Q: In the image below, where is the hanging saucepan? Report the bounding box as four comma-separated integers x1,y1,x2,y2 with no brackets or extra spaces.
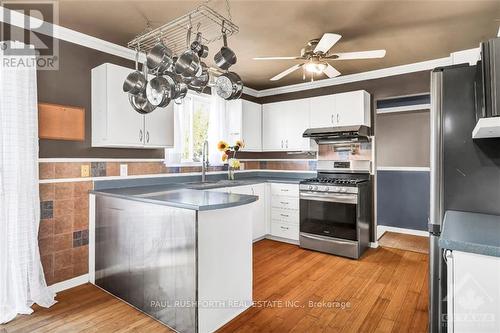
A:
188,62,209,93
123,51,146,95
214,31,237,70
175,27,201,79
129,62,157,114
146,40,174,74
215,71,243,100
190,32,209,58
146,74,175,107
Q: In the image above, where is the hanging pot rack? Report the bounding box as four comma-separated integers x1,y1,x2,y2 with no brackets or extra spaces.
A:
127,5,239,56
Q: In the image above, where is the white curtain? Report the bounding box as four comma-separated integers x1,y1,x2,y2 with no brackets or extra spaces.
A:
207,90,227,166
0,42,56,324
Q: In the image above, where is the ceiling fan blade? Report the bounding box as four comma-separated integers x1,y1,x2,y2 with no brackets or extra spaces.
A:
314,33,342,54
270,64,303,81
329,49,386,60
323,64,341,78
253,56,303,60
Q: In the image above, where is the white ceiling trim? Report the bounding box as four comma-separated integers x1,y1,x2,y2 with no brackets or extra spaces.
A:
0,7,480,99
0,6,143,61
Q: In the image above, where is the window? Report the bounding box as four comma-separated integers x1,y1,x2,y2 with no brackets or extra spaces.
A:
181,95,210,162
167,93,212,164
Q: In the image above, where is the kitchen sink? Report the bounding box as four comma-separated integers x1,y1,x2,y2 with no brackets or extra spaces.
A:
184,180,251,190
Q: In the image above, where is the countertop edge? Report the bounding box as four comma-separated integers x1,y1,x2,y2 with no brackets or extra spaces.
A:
91,190,259,211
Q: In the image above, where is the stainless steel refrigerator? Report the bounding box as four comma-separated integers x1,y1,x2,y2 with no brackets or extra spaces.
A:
429,64,500,332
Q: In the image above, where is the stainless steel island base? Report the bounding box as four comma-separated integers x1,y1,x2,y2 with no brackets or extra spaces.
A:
93,194,253,333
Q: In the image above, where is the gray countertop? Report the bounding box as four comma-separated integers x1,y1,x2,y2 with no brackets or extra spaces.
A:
91,173,310,211
439,210,500,257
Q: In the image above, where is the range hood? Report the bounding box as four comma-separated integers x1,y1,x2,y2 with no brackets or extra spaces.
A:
303,125,371,143
473,37,500,139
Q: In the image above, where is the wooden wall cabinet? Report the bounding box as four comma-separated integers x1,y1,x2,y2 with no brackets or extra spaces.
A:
91,63,174,149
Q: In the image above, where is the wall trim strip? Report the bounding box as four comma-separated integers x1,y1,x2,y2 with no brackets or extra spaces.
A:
39,158,166,163
376,166,430,172
38,169,316,183
377,225,429,239
49,274,89,293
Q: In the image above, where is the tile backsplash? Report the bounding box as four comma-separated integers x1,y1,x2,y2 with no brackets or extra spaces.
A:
37,159,316,285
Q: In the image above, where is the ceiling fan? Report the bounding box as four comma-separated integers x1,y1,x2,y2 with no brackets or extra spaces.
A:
253,33,386,81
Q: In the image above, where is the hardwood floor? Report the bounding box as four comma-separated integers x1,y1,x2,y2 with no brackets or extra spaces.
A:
378,231,429,254
2,239,428,333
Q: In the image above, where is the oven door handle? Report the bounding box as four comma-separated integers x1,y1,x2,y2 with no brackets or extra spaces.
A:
300,233,357,245
299,192,357,204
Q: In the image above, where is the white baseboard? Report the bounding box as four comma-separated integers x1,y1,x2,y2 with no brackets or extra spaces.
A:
49,274,89,293
377,225,429,239
369,242,379,248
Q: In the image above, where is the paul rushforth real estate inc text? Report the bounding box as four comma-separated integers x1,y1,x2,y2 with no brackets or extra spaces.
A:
150,299,352,310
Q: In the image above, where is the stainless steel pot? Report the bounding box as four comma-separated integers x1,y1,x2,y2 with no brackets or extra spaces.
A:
215,71,243,100
123,51,146,95
214,32,237,70
190,32,209,58
188,62,209,93
147,41,173,74
129,92,156,114
175,27,201,78
146,75,175,107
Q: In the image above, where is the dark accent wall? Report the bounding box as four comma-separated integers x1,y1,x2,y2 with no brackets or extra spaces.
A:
38,38,165,158
377,171,430,231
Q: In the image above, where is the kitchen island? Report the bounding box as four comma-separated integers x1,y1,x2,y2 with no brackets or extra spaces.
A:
91,184,259,333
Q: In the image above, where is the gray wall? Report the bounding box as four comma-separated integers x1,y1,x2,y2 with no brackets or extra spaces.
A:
37,37,165,158
377,171,430,231
376,110,430,167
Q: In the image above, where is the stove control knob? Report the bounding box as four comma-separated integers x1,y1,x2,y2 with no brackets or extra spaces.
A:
340,188,347,193
331,187,339,192
308,185,313,191
313,185,318,191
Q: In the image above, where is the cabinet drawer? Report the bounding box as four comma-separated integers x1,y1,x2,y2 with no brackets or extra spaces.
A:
271,209,299,225
271,196,299,210
270,183,299,197
271,222,299,241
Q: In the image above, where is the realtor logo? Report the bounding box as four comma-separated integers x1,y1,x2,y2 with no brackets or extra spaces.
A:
0,0,59,70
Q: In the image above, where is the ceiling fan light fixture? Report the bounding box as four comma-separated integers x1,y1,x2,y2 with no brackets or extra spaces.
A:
304,61,326,74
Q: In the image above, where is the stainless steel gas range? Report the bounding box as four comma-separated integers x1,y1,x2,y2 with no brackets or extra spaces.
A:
299,171,371,259
300,125,373,259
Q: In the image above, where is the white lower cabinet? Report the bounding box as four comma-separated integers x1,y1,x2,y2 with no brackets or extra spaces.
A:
446,250,500,333
269,183,300,241
209,182,300,242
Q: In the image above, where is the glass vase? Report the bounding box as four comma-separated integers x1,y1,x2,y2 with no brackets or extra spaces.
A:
228,167,235,180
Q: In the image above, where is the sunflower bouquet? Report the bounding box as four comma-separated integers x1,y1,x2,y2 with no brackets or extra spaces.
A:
217,139,245,180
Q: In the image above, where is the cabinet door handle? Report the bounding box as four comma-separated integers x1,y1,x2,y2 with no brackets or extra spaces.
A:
146,131,150,143
331,114,334,124
139,130,143,142
280,226,289,230
280,189,289,192
280,201,289,205
337,113,340,124
281,140,283,148
280,213,289,218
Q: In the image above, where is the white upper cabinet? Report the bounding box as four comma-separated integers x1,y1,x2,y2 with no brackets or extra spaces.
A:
143,102,174,147
91,63,174,148
241,100,262,151
225,99,262,151
334,90,371,127
309,90,371,128
262,98,312,151
310,94,336,128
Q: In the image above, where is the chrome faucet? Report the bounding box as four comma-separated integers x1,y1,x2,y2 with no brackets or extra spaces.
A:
202,140,209,182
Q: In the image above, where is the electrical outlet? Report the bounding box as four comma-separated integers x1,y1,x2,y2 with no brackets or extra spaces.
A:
120,164,128,177
81,165,90,177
